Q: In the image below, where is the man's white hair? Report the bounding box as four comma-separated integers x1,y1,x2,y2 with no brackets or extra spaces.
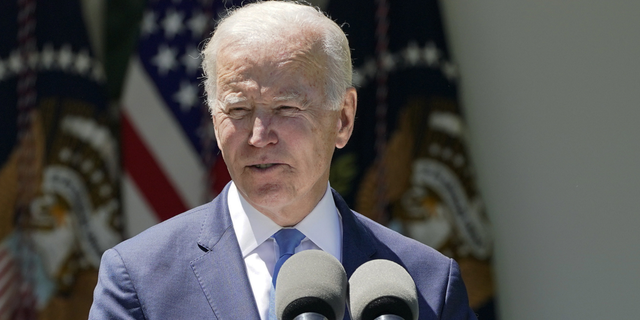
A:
201,1,352,111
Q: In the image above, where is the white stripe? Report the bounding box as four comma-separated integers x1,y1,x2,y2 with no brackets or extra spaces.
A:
122,57,207,208
122,173,160,238
0,259,17,313
0,267,14,293
0,252,10,274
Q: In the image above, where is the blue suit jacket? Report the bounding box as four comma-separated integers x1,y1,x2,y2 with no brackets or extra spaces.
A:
89,184,476,319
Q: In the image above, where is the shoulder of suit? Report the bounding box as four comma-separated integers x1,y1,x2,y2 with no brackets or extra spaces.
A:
351,210,452,264
114,200,217,255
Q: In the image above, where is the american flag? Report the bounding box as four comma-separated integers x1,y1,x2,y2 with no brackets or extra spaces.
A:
121,0,244,236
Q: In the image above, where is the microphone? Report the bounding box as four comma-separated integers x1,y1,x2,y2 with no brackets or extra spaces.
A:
348,260,419,320
275,250,348,320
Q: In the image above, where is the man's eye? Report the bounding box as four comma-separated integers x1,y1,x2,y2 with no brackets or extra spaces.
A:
277,106,299,113
227,107,250,117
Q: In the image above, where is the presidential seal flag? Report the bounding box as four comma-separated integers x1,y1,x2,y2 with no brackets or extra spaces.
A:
0,0,121,319
324,0,497,317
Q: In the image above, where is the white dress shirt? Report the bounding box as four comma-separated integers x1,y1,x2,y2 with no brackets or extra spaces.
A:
228,182,343,320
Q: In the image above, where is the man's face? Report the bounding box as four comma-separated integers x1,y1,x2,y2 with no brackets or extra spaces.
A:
211,35,356,226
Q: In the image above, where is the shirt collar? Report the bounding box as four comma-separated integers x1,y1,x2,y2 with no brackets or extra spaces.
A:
295,185,342,261
228,182,341,261
228,182,280,257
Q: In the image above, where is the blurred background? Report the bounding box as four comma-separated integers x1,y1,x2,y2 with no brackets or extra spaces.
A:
1,0,638,319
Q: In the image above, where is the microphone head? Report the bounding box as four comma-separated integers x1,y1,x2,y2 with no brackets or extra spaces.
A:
275,250,347,320
348,259,418,320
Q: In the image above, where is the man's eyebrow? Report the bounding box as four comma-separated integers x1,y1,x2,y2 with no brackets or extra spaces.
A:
272,92,301,102
272,92,312,108
220,95,247,106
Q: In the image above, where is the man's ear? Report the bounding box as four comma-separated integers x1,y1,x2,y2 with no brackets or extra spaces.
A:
335,87,357,149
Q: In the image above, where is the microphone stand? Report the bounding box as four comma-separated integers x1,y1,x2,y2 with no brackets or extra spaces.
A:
374,316,405,320
293,312,328,320
291,312,406,320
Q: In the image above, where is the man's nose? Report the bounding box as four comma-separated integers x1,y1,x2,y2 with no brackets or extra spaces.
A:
248,114,277,147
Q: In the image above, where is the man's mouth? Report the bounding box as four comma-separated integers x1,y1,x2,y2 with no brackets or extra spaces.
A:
253,163,276,169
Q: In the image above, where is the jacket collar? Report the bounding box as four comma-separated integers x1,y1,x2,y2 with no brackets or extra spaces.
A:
191,183,378,319
191,183,261,319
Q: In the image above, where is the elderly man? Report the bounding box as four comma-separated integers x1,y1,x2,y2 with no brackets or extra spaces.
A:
89,1,476,319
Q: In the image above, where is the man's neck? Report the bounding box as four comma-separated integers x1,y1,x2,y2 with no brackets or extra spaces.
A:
239,180,330,227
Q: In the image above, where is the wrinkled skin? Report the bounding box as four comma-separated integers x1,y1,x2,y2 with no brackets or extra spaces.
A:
211,33,357,226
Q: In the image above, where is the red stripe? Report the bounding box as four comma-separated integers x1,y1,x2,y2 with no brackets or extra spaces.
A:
0,277,17,315
0,260,16,292
0,252,17,317
122,112,188,221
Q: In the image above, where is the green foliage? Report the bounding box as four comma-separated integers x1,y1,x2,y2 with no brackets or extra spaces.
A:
329,153,357,196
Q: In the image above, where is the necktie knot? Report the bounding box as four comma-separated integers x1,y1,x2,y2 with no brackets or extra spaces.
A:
272,228,305,287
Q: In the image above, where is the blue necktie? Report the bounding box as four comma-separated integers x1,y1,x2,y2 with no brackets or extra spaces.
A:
269,229,305,320
272,228,305,287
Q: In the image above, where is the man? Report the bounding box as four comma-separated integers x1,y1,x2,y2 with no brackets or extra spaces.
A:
89,1,477,319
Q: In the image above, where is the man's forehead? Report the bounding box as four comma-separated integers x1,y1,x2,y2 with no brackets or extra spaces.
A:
216,56,324,102
217,26,324,64
216,43,322,78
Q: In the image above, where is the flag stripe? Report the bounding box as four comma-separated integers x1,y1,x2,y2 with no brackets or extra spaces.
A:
122,112,187,221
122,173,160,237
0,248,17,317
0,267,17,299
0,275,17,315
122,58,206,209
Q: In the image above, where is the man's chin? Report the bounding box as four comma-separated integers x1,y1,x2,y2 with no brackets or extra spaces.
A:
240,183,290,209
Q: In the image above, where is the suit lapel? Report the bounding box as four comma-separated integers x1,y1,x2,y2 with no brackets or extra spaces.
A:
332,189,378,320
190,184,260,319
332,189,377,277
